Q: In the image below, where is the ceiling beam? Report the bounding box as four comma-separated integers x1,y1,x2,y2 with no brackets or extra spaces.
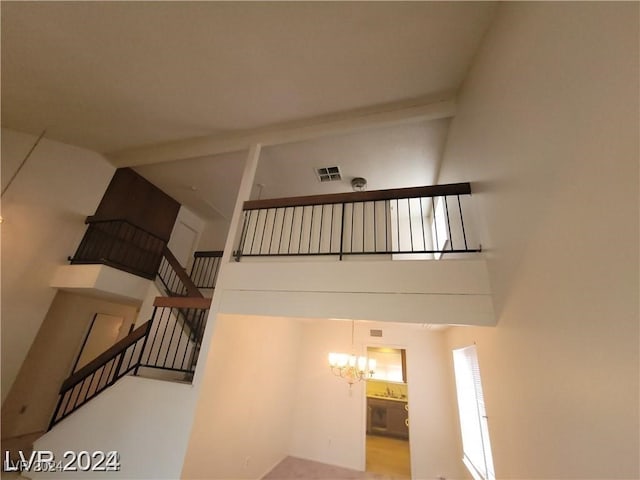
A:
107,97,456,167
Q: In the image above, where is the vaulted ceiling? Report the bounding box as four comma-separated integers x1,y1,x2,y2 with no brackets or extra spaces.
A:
1,2,497,219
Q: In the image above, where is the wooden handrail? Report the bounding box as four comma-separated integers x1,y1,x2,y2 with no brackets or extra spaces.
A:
243,182,472,210
162,246,203,298
193,250,224,258
60,321,151,393
153,296,212,309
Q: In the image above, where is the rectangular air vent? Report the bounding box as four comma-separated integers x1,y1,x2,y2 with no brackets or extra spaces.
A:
370,329,383,337
315,166,342,182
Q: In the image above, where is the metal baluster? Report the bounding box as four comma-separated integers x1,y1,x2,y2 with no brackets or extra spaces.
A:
339,203,346,260
319,204,324,253
308,205,315,254
396,199,400,253
249,210,259,255
298,207,305,254
385,200,389,252
362,202,365,253
330,204,335,253
419,197,426,251
268,209,277,254
288,207,296,254
350,203,355,253
278,208,286,254
457,195,469,250
373,201,377,252
432,197,439,253
163,307,181,367
180,316,191,370
444,196,453,251
408,198,414,252
259,209,268,255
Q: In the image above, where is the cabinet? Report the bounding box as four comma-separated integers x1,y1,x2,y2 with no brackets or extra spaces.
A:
366,397,408,439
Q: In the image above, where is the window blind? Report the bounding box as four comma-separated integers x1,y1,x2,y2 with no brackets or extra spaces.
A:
453,345,495,480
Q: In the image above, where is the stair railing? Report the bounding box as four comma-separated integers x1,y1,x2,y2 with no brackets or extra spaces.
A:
49,296,211,430
48,321,152,429
190,251,223,290
157,246,203,298
69,217,166,279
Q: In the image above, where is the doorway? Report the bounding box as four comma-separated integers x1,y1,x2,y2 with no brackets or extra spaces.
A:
365,347,411,479
73,313,125,372
167,220,199,269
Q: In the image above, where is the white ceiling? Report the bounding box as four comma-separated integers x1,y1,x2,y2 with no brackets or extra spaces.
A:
133,119,449,220
255,119,450,200
134,151,246,221
1,2,497,220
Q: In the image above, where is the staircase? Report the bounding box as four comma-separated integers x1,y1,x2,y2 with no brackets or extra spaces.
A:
47,247,220,430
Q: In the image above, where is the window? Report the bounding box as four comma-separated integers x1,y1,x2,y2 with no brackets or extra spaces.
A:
452,345,495,480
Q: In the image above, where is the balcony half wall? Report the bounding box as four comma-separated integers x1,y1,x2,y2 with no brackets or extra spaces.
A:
218,258,495,326
51,264,152,305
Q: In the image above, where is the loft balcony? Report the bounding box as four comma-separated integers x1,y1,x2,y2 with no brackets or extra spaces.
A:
234,182,480,261
220,182,495,326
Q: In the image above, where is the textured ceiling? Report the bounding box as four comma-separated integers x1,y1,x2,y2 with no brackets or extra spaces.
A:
1,2,496,153
2,2,497,220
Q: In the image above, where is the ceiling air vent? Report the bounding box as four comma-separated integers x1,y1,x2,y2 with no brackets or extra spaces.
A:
315,166,342,182
370,329,383,337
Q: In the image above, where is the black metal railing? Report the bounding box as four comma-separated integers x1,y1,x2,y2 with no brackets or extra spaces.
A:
49,296,211,429
234,183,480,260
190,251,223,289
70,218,166,279
138,297,210,374
157,247,203,297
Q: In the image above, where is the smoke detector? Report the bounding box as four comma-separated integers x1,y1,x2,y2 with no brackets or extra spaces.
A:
351,177,367,192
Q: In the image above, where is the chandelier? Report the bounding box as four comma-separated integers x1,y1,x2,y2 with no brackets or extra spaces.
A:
328,320,376,385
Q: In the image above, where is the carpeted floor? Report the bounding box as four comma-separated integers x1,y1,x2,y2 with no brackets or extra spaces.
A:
262,456,402,480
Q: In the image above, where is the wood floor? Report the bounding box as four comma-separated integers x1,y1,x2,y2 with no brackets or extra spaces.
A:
365,434,411,479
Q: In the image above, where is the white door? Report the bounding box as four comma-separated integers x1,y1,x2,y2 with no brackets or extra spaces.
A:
168,220,199,268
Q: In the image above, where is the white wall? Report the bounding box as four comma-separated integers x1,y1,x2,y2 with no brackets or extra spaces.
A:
1,291,138,440
168,206,206,269
50,264,152,304
438,3,638,479
1,128,115,403
181,314,301,479
198,217,230,252
289,320,465,480
32,376,196,480
219,259,494,326
288,320,366,471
